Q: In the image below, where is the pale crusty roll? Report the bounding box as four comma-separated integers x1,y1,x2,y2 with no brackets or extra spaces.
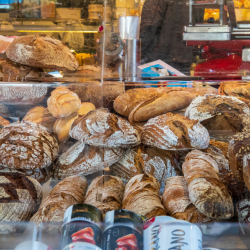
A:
141,113,209,150
84,175,124,216
183,150,234,219
31,175,87,232
163,176,212,223
122,174,166,218
47,87,81,118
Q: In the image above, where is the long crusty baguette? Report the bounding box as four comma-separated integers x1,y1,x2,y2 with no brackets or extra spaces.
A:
182,150,234,219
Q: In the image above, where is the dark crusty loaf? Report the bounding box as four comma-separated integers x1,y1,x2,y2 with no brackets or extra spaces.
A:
122,174,166,218
6,35,78,71
141,113,209,150
84,175,124,216
54,141,125,180
110,145,181,185
185,94,250,133
70,108,141,148
163,176,212,224
183,150,234,219
0,121,59,183
0,170,42,234
31,175,87,233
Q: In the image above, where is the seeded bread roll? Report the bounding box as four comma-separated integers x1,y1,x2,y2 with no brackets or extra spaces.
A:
162,176,212,223
185,95,250,134
0,121,59,183
84,175,124,216
47,87,81,118
31,175,87,233
22,106,56,132
141,113,209,150
122,174,166,218
183,150,234,219
70,108,141,148
6,35,78,71
54,141,125,180
110,145,181,185
0,170,42,234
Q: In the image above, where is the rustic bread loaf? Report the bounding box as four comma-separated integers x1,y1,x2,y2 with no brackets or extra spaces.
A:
110,145,181,185
122,174,166,218
6,35,78,71
162,176,212,223
141,113,209,150
0,121,59,183
0,170,42,234
185,95,250,133
22,106,56,132
70,81,124,109
54,141,125,180
70,108,140,148
183,150,234,219
31,175,87,232
47,87,81,118
53,102,95,142
84,175,124,215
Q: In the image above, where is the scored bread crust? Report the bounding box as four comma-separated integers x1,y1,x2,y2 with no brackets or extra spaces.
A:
122,174,166,218
6,35,78,71
70,108,141,148
141,113,209,150
54,141,125,180
183,150,234,219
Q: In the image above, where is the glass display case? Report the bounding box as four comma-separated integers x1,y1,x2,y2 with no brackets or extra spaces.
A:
0,0,250,249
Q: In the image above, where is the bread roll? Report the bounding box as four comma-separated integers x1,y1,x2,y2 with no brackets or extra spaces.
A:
54,141,125,180
141,113,209,150
185,95,250,134
48,87,81,118
0,121,59,183
70,108,141,148
110,145,181,185
84,175,124,215
23,106,56,132
183,150,234,219
122,174,166,218
6,35,78,71
0,170,42,234
31,175,87,232
162,176,212,223
53,102,95,142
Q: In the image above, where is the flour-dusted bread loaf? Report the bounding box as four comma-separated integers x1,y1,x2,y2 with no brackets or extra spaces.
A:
185,95,250,133
122,174,166,218
23,106,56,132
110,145,181,185
54,141,125,180
53,102,95,142
6,35,78,71
84,175,124,216
141,113,209,150
70,108,141,148
0,121,59,183
183,150,234,219
0,170,42,234
162,176,212,224
70,81,124,109
48,87,81,118
31,175,87,232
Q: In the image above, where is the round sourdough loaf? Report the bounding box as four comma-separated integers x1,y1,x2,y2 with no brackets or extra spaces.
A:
110,145,181,185
0,170,42,234
6,35,78,71
54,141,125,180
141,113,209,150
0,121,59,182
70,108,141,148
